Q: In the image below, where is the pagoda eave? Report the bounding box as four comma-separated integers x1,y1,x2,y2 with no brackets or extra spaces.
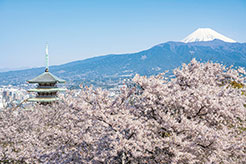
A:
27,80,66,84
27,97,60,102
27,88,66,92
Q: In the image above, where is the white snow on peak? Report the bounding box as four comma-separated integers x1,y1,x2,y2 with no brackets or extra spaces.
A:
181,28,236,43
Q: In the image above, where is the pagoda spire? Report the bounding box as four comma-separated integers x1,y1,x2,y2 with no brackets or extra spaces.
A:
45,44,49,72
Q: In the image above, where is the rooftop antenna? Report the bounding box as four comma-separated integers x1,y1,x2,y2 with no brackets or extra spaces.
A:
45,44,49,72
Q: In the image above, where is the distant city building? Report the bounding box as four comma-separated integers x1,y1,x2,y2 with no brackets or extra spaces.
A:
0,85,28,109
27,44,66,104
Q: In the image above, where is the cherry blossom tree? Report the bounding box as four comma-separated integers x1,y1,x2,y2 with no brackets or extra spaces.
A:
0,59,245,163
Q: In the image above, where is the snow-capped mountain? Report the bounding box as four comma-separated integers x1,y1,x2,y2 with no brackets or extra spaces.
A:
182,28,236,43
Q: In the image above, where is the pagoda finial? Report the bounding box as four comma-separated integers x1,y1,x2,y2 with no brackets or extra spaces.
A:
45,44,49,72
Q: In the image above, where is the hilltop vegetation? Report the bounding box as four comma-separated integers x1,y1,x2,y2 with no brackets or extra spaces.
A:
0,59,246,163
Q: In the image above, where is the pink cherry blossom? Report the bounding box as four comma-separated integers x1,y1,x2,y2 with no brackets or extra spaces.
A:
0,59,245,163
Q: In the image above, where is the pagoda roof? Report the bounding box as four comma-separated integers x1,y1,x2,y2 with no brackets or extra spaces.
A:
28,88,66,92
27,71,65,84
27,97,60,102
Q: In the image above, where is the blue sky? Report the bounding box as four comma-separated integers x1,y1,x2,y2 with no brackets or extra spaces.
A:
0,0,245,70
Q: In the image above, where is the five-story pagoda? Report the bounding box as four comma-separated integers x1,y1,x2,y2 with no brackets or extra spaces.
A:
27,45,66,104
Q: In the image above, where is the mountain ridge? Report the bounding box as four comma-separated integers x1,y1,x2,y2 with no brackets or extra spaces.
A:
1,39,246,87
